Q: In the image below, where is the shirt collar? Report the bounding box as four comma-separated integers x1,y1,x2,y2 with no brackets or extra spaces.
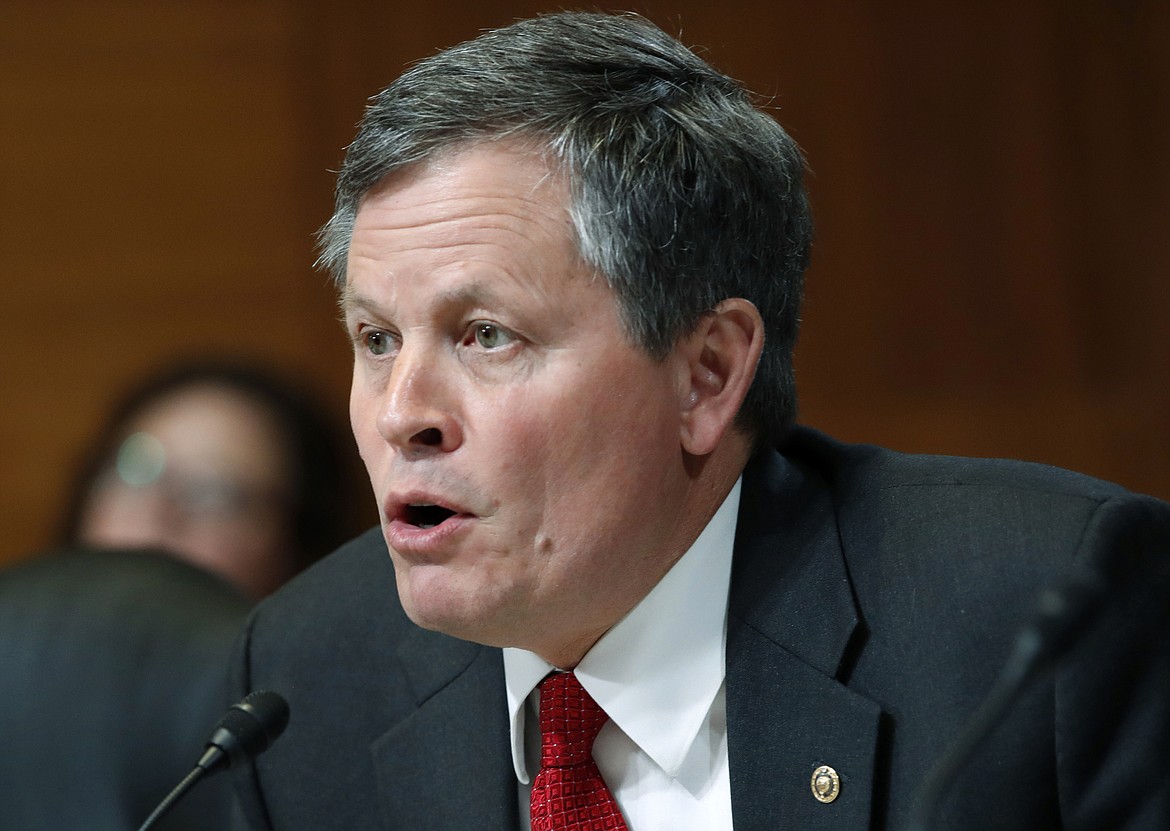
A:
504,478,741,783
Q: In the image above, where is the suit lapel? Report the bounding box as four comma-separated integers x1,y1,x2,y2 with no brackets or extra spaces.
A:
726,450,881,830
370,625,518,830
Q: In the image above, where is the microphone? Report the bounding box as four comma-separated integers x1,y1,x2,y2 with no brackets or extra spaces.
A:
137,690,290,831
906,497,1170,831
904,577,1102,831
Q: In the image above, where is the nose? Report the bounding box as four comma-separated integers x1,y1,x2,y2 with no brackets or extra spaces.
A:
374,343,462,456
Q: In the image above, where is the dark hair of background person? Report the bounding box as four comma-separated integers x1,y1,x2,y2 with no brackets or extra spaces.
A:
58,359,369,595
0,546,252,831
316,12,812,449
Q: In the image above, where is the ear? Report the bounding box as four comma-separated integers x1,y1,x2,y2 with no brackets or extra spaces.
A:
676,298,764,456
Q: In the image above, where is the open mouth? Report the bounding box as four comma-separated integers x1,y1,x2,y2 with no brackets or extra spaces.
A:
402,503,458,529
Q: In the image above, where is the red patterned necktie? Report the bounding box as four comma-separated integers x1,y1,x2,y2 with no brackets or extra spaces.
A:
530,671,630,831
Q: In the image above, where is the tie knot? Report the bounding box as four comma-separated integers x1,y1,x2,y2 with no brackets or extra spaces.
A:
537,672,609,769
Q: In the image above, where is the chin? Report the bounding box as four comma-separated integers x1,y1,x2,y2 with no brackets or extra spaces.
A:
396,574,504,646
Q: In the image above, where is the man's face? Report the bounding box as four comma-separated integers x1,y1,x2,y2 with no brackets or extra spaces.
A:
343,143,701,664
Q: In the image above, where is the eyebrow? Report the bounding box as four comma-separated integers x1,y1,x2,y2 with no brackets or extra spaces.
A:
338,286,382,320
339,285,372,311
339,280,512,319
434,282,508,310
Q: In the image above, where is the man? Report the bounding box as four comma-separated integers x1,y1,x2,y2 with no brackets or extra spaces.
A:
229,12,1170,830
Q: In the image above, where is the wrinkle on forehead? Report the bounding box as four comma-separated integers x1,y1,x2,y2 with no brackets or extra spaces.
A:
347,142,593,290
342,142,614,331
358,140,567,225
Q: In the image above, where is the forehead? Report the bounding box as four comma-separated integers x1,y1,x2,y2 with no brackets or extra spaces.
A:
342,141,613,323
352,143,571,259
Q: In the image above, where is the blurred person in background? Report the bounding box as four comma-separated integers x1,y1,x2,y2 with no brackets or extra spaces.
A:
0,545,251,831
58,359,368,599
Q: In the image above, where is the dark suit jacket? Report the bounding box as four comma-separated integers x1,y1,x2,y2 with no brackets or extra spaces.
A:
229,428,1170,830
0,548,253,831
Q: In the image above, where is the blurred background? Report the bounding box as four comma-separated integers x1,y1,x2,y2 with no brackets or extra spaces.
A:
2,0,1167,568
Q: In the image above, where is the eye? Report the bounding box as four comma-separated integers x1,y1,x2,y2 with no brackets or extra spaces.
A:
363,329,391,356
471,322,513,350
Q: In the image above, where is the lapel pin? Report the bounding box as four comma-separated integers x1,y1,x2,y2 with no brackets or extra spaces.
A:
811,764,840,804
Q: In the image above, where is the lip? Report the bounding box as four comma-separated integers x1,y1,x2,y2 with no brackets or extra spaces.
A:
384,513,477,557
382,490,479,557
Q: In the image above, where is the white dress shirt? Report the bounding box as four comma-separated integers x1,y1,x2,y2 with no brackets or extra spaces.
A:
504,479,741,831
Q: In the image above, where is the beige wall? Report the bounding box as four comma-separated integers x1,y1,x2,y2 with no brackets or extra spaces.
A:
2,0,1168,565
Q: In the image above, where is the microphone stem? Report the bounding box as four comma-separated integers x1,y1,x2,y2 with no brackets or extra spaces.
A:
137,765,207,831
905,633,1043,831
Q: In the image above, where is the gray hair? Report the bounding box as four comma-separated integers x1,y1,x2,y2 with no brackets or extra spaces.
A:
318,11,812,447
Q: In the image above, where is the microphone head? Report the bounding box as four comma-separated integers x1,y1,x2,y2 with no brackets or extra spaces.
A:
202,690,290,771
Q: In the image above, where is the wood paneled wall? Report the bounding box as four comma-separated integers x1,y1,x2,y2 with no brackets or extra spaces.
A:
2,0,1167,565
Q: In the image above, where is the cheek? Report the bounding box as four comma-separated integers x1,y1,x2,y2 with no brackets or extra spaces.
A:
572,367,679,449
349,387,380,467
504,377,677,513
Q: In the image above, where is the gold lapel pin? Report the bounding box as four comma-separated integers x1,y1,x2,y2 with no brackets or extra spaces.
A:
811,764,840,804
